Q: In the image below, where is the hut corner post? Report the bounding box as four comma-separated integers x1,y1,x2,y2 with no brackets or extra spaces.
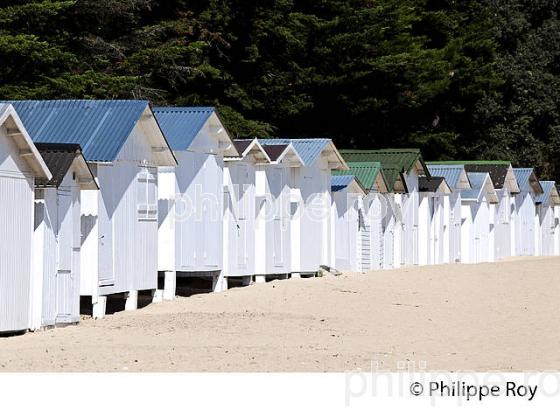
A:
163,270,176,301
212,273,228,292
92,295,107,319
125,291,138,311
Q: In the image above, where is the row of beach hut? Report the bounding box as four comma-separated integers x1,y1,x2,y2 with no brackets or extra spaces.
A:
1,100,559,333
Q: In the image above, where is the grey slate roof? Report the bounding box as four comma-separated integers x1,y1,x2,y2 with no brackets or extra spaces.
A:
232,139,253,156
262,144,290,161
2,100,152,162
419,176,447,193
34,143,96,189
34,143,81,187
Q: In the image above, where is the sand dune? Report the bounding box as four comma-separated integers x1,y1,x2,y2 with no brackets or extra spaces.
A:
1,256,559,372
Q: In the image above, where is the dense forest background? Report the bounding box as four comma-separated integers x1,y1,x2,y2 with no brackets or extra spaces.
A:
1,0,560,179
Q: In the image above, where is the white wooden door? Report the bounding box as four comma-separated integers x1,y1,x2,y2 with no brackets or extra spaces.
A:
236,164,249,270
98,167,114,285
300,174,323,271
203,155,221,267
0,174,34,331
56,189,73,321
270,168,285,267
179,157,197,268
383,205,394,269
359,207,370,272
451,196,461,262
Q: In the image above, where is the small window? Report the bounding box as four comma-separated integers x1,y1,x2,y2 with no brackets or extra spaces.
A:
137,167,157,220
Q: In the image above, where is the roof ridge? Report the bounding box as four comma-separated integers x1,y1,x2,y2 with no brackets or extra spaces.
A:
3,99,149,104
4,100,150,162
153,106,215,112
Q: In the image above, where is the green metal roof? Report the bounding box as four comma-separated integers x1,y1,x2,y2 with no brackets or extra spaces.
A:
382,167,406,193
428,160,511,166
340,149,428,176
332,161,387,192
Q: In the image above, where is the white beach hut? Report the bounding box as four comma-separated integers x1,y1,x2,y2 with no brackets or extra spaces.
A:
379,168,407,270
534,181,560,256
460,172,498,263
254,142,304,281
454,163,520,260
9,100,177,318
512,168,543,257
223,139,271,285
31,143,97,330
418,176,452,266
153,107,238,297
339,150,429,268
329,175,367,272
332,161,389,271
426,164,472,264
259,139,348,276
0,104,51,333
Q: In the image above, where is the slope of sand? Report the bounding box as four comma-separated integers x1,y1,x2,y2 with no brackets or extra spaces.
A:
1,257,559,372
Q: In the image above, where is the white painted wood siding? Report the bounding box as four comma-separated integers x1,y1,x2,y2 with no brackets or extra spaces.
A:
0,125,35,332
81,121,160,298
224,159,256,277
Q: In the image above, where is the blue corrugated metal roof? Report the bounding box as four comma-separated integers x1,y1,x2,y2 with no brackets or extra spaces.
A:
513,168,532,191
259,138,330,166
153,107,215,151
1,100,149,162
427,165,467,190
462,172,488,201
513,168,543,193
535,181,556,204
331,175,356,192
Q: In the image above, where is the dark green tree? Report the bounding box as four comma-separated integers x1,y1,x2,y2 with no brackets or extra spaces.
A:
1,0,559,178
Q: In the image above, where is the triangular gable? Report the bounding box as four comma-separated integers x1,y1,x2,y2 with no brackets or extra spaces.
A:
260,142,304,167
513,168,543,195
0,103,51,180
154,107,238,157
426,164,471,191
551,185,560,206
227,139,270,163
535,181,560,206
332,161,389,193
382,167,408,193
419,176,451,194
429,161,520,193
34,143,97,190
260,138,348,170
463,172,498,204
340,149,429,177
465,163,518,193
3,100,175,165
331,175,366,195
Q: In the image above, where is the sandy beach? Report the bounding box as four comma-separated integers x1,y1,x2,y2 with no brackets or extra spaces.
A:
1,256,559,372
